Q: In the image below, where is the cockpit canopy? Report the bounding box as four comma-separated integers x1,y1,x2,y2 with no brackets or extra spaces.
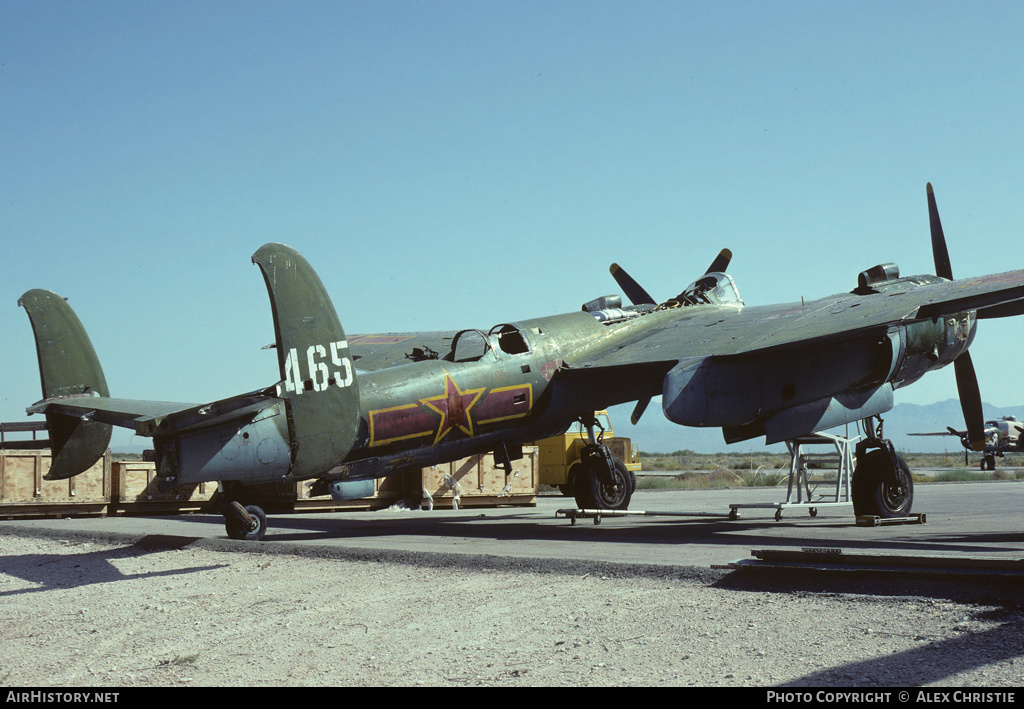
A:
667,272,743,307
449,323,532,363
583,272,744,326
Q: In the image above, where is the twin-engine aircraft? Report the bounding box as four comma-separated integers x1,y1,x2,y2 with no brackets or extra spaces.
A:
912,416,1024,470
20,184,1024,540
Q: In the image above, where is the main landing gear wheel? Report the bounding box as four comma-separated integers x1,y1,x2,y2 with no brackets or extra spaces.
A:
574,456,633,511
851,449,914,519
559,462,582,498
570,413,635,512
225,502,267,541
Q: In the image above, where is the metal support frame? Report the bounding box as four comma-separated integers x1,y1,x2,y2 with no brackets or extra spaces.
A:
728,431,856,521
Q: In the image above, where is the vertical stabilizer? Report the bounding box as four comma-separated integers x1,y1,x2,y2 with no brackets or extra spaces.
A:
251,243,361,479
18,289,112,479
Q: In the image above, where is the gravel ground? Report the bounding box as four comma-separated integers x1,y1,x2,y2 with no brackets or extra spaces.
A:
1,531,1023,688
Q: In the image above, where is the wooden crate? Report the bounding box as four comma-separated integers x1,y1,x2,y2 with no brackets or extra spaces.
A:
111,461,218,515
421,447,537,509
0,449,111,518
0,448,538,518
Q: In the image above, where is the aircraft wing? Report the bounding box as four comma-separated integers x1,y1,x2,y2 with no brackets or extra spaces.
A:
917,272,1024,320
567,269,1024,372
559,268,1024,442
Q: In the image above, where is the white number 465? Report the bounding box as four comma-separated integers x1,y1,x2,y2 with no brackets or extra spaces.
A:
283,341,354,394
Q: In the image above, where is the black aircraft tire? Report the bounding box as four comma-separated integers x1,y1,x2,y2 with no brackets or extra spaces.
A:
574,457,633,511
560,462,582,497
225,504,268,541
851,450,914,519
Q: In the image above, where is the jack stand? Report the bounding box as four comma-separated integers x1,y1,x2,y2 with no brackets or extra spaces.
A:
728,431,857,521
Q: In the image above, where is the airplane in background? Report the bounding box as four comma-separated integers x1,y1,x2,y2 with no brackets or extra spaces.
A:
19,184,1024,540
911,416,1024,469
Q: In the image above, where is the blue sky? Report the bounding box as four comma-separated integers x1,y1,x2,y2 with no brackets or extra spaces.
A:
3,1,1023,452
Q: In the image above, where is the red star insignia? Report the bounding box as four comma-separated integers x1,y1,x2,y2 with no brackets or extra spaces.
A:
419,373,485,445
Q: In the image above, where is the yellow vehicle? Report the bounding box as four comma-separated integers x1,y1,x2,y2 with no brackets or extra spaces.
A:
535,410,641,496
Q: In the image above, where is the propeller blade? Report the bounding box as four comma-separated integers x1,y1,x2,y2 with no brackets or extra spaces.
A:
927,183,953,280
954,351,987,451
704,248,732,274
609,263,656,305
929,186,987,451
630,396,651,425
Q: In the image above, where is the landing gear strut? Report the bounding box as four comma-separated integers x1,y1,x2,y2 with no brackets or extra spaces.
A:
572,414,634,511
852,415,914,519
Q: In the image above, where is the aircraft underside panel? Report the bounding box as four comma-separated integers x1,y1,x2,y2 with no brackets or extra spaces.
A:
661,334,892,428
762,384,893,444
157,401,292,485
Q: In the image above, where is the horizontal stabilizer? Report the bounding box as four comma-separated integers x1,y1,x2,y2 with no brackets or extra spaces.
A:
28,395,197,432
907,428,964,437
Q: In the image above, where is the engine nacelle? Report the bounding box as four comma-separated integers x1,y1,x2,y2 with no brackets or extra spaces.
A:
763,385,893,444
663,310,976,443
662,334,894,429
888,313,976,390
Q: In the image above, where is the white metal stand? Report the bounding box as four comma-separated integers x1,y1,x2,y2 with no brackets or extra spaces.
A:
728,431,856,521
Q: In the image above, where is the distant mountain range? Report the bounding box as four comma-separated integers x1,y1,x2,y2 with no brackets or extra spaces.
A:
607,399,1023,456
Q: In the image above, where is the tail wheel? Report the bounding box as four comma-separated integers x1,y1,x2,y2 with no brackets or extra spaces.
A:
574,456,633,511
225,503,267,541
852,449,913,518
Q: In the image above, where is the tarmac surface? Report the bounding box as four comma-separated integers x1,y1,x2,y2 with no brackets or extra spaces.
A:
2,479,1022,572
3,479,1023,687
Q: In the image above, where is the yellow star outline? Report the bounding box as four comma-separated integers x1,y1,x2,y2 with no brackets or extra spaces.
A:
418,372,486,446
